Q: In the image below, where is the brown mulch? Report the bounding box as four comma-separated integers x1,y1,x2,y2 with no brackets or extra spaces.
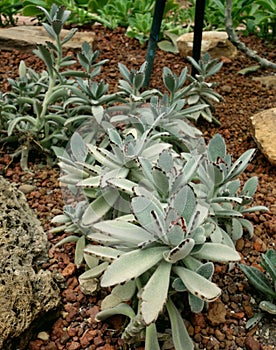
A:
0,24,275,350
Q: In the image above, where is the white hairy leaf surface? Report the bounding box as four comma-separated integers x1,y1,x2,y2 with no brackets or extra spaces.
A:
101,246,167,287
141,260,171,325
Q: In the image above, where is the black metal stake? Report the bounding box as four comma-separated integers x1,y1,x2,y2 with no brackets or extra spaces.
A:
191,0,206,77
143,0,166,88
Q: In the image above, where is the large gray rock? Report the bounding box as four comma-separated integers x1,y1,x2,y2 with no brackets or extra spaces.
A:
0,26,96,52
0,176,60,350
177,31,237,59
250,108,276,166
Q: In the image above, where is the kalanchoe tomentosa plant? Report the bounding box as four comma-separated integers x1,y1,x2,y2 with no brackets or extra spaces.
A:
52,63,268,349
0,4,120,170
41,4,268,349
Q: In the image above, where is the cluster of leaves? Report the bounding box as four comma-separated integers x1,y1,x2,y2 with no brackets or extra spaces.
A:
21,0,184,45
0,4,225,171
0,5,123,170
201,0,275,40
1,0,275,44
30,7,267,348
1,4,270,348
0,0,21,26
240,249,276,327
52,67,268,348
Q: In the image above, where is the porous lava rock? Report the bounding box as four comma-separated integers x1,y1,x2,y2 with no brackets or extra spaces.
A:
0,176,60,350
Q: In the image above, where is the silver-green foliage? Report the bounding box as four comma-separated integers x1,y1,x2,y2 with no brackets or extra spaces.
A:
0,6,223,172
0,4,119,170
52,90,267,349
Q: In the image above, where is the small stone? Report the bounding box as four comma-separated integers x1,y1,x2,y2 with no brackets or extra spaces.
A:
236,238,245,252
232,312,245,319
192,313,206,328
207,301,227,325
243,303,254,318
68,327,78,337
60,330,71,344
227,283,237,294
253,237,267,252
18,184,36,194
37,331,50,341
28,340,44,350
215,329,225,341
67,341,81,350
80,329,97,347
44,341,58,350
221,85,232,93
93,335,104,347
97,345,114,350
62,263,76,278
194,333,202,343
245,335,262,350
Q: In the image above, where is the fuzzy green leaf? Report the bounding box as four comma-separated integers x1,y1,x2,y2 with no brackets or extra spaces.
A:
84,244,122,262
75,235,86,268
96,303,136,322
226,149,255,181
188,292,204,313
101,246,167,287
239,264,276,299
164,238,195,263
131,195,165,236
141,260,172,325
93,220,154,246
260,249,276,283
79,262,109,280
259,301,276,315
166,298,194,350
231,218,244,241
145,323,161,350
192,242,241,262
82,190,119,226
173,266,221,301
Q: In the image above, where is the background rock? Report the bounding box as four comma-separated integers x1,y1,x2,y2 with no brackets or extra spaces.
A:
177,31,238,59
0,176,60,350
250,108,276,166
0,26,96,52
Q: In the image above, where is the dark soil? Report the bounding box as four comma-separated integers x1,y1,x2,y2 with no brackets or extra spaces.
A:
0,24,275,350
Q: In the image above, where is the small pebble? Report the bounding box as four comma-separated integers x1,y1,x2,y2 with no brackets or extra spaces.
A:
37,331,49,341
18,184,36,194
245,335,262,350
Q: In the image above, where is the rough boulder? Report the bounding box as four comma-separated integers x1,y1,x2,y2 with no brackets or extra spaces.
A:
0,176,60,350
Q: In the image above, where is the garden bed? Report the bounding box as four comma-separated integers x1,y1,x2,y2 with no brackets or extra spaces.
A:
0,24,275,350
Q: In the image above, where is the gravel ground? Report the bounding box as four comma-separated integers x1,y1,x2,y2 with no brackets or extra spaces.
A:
0,24,275,350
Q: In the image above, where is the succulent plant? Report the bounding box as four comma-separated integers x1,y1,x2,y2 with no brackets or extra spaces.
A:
239,249,276,327
43,5,267,348
52,64,268,348
0,4,120,170
84,183,240,349
52,94,269,348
